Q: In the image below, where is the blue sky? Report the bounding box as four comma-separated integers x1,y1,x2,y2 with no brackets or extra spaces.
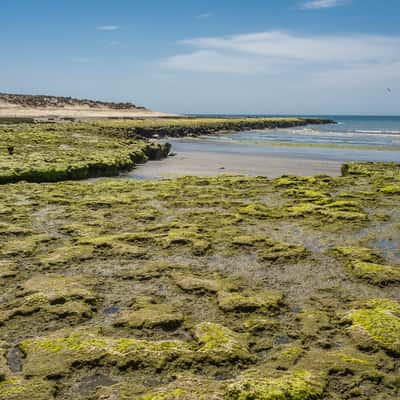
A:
1,0,399,114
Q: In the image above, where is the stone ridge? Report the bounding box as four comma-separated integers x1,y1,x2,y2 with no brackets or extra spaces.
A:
0,92,146,110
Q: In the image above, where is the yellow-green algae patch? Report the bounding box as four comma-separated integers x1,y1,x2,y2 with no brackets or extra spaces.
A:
193,322,253,364
225,370,326,400
0,161,399,399
19,331,193,377
331,246,383,263
0,274,96,324
114,303,184,330
344,299,400,355
347,260,400,285
257,242,309,263
0,123,170,184
0,377,55,400
217,289,284,313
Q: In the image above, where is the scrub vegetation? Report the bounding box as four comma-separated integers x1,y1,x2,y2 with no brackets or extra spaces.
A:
0,120,399,399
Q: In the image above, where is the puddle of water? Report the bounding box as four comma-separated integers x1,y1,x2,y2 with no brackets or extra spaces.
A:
374,239,400,259
103,305,120,315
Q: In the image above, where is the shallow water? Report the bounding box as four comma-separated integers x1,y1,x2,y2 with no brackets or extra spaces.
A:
126,116,400,179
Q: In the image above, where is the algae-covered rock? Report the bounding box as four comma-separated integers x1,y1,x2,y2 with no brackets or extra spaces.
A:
344,299,400,355
0,260,17,279
120,261,177,281
193,322,253,364
331,246,383,263
175,276,222,293
231,235,266,247
1,234,53,257
173,273,236,294
217,290,283,313
138,374,226,400
114,303,184,330
257,242,308,263
39,244,95,266
226,370,325,400
237,203,272,219
0,274,96,324
20,331,193,377
347,260,400,285
379,185,400,194
296,309,331,338
0,377,55,400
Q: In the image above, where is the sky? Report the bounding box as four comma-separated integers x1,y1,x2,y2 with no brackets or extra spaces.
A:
1,0,399,115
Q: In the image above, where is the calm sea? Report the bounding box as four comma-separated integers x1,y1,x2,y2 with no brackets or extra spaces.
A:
171,115,400,163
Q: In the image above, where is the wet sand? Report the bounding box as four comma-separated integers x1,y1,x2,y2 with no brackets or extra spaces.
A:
127,151,342,179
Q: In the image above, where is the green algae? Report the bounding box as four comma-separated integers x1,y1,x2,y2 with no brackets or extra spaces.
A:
226,370,325,400
379,185,400,194
19,331,193,377
217,290,284,313
331,246,383,263
257,242,309,263
0,377,55,400
193,322,253,364
0,123,170,184
114,303,184,330
347,260,400,285
0,161,399,399
344,299,400,355
0,274,96,324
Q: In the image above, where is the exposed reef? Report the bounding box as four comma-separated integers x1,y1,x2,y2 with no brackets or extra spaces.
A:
0,118,399,400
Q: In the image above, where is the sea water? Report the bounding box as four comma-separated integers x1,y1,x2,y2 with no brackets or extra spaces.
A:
168,115,400,163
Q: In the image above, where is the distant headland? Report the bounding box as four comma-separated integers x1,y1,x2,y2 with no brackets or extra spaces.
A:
0,92,176,120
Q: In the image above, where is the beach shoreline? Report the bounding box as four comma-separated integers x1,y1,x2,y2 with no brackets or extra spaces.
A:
126,150,343,179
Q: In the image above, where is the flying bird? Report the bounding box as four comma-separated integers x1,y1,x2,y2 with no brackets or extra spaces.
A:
386,88,392,93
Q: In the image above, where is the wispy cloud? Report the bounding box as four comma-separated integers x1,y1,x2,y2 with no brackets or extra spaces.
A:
161,30,400,90
96,25,120,31
196,12,213,20
301,0,349,9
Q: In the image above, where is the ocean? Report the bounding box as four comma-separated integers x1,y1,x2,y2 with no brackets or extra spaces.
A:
169,115,400,163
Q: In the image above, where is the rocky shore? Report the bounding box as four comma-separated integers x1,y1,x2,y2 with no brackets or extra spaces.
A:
0,161,399,399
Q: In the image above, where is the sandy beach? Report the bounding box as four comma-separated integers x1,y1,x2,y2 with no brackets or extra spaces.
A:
127,151,343,179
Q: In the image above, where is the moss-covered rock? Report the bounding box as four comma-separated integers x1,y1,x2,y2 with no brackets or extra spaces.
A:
226,370,325,400
39,244,95,266
0,261,17,279
0,274,96,323
0,377,55,400
344,299,400,355
257,242,308,263
138,374,226,400
114,303,184,330
331,246,383,263
217,290,283,313
347,260,400,285
378,185,400,194
19,331,193,377
193,322,253,364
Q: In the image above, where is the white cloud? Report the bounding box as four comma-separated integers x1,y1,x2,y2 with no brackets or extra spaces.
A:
161,30,400,95
163,50,268,74
196,12,213,19
301,0,349,9
96,25,120,31
164,31,400,71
